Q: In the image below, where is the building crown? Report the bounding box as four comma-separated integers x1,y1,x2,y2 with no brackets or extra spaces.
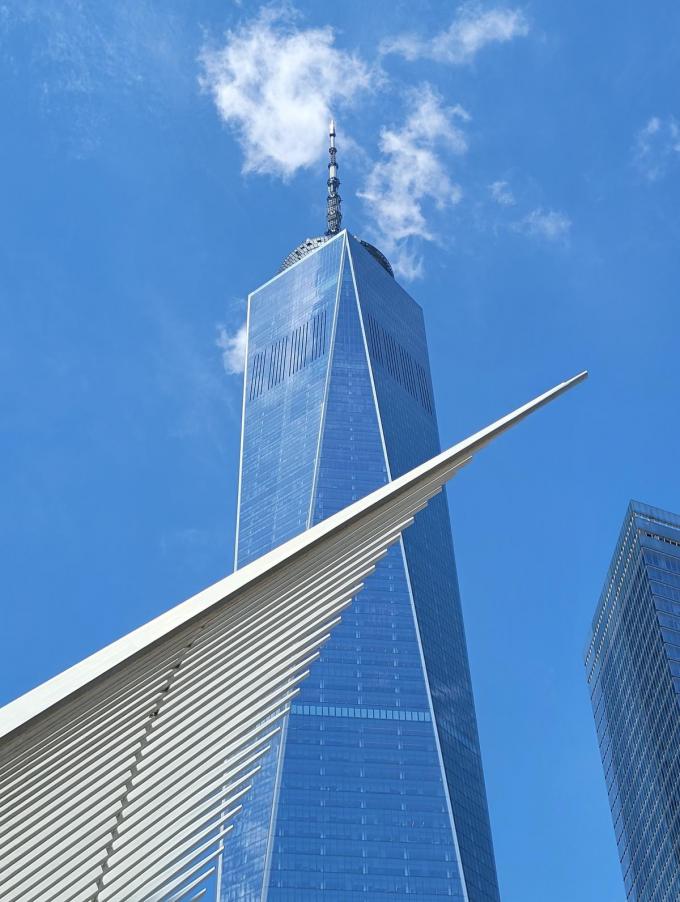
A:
278,121,393,277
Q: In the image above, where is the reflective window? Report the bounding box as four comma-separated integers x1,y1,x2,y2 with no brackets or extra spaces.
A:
585,501,680,900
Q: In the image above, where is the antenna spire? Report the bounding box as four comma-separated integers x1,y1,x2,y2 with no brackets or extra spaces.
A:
325,119,342,235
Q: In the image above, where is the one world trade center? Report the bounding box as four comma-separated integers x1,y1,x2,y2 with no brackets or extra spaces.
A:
221,123,500,902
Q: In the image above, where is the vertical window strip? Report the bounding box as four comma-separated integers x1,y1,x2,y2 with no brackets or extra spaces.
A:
271,338,281,386
397,341,407,388
316,311,322,359
281,336,289,383
269,341,277,390
298,323,305,371
295,324,302,372
295,325,302,373
381,326,390,373
364,314,434,416
249,349,267,400
365,314,374,358
383,326,392,375
273,339,280,386
253,352,260,399
248,355,255,401
311,313,319,361
387,332,399,381
248,309,332,401
290,327,300,375
374,317,384,365
398,345,408,394
302,320,309,368
406,354,417,399
259,350,266,397
270,340,281,387
279,337,287,384
266,342,276,390
391,334,400,381
389,336,398,380
399,346,413,399
416,364,427,410
365,314,374,357
366,314,379,365
418,364,433,414
287,330,295,376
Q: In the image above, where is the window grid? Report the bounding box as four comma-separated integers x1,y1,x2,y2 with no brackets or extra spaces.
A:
249,308,328,401
585,502,680,901
364,311,433,415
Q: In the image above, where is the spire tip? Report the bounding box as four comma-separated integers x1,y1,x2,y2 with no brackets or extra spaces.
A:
325,119,342,235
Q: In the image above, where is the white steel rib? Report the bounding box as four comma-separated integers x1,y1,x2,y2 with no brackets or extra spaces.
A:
0,371,586,902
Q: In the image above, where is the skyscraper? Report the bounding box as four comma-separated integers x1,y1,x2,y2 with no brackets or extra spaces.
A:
221,124,500,901
585,501,680,901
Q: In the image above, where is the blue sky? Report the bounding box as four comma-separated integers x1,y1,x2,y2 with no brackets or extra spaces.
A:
1,1,679,899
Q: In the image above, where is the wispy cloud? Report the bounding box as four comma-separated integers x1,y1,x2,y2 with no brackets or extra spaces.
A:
216,322,247,375
489,179,516,205
634,115,680,181
358,85,468,279
0,1,186,156
199,8,372,179
382,4,529,65
514,208,571,241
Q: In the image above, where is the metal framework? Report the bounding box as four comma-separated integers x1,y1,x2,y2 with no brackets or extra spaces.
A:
0,372,586,902
326,119,342,235
279,122,394,277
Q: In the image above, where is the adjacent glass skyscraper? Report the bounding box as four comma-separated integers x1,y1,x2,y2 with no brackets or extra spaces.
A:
585,501,680,901
221,131,499,899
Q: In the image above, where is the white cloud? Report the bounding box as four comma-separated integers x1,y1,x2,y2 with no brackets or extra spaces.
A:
515,208,571,241
489,179,516,205
634,115,680,181
391,248,425,282
216,322,247,375
199,9,372,178
382,4,529,65
358,85,468,279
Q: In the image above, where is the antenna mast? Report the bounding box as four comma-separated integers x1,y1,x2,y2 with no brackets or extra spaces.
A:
326,119,342,235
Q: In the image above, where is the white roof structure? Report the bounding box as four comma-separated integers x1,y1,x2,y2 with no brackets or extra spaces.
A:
0,372,586,902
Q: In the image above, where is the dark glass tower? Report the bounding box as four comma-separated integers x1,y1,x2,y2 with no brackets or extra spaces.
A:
585,501,680,901
221,129,499,901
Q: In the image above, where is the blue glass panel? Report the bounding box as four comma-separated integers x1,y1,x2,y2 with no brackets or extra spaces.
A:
267,244,464,900
348,236,500,902
585,501,680,900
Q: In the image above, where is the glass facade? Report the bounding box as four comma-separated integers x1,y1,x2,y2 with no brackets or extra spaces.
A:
585,501,680,901
222,231,499,901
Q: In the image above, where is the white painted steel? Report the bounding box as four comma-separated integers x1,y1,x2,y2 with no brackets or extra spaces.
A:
0,372,586,901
